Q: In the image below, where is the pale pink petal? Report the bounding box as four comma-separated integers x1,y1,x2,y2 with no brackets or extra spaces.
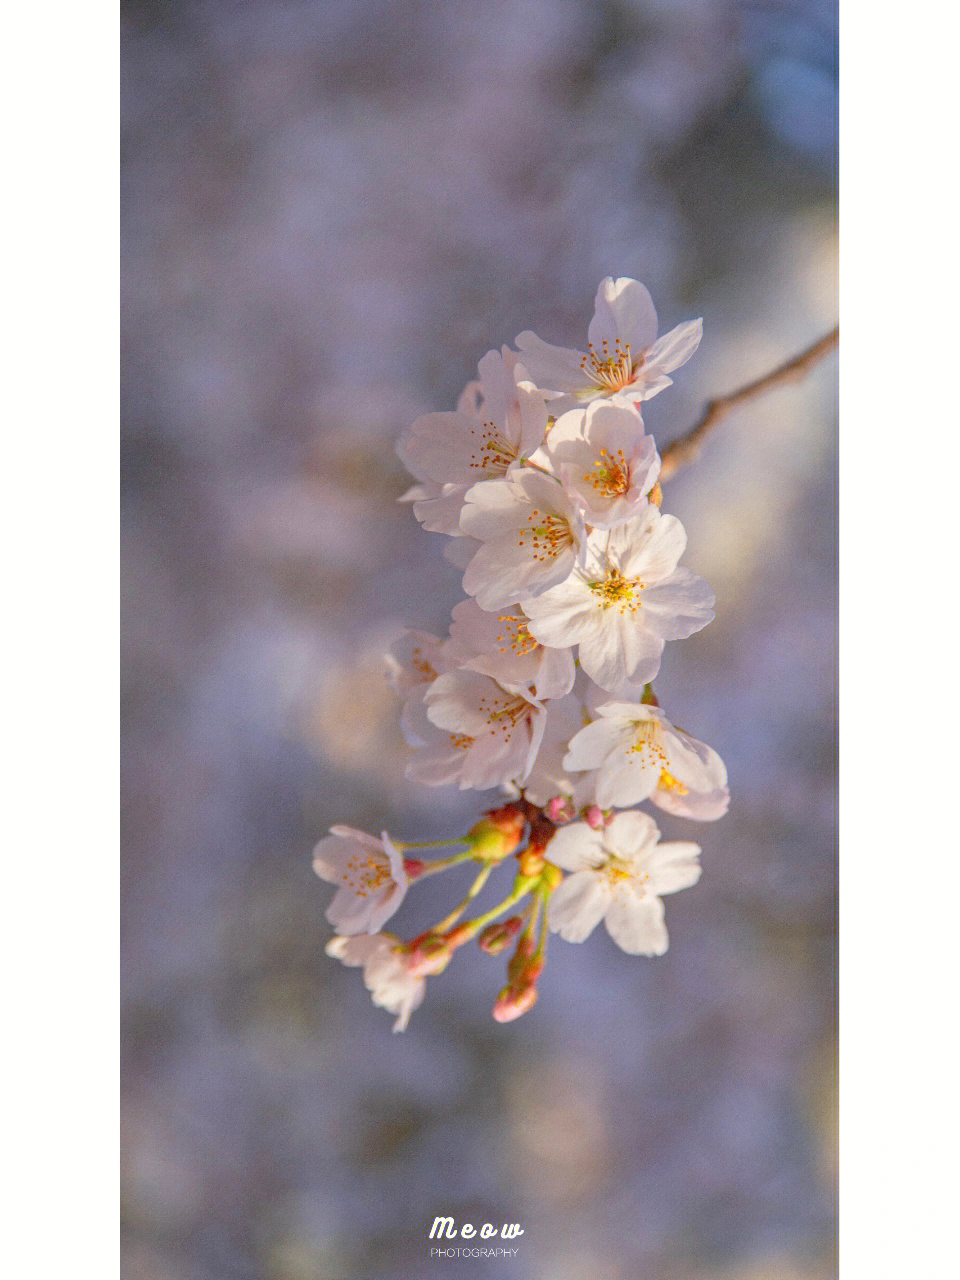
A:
587,277,658,354
651,781,729,821
612,510,687,582
644,318,703,375
628,371,674,402
514,330,594,395
326,884,381,934
639,569,715,640
562,717,631,772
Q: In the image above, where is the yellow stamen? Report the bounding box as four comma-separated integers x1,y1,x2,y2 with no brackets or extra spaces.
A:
583,445,631,497
588,569,644,612
578,337,640,393
658,770,689,795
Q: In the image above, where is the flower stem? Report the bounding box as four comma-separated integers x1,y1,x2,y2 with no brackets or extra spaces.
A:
414,849,477,878
457,875,535,941
396,837,470,851
434,862,494,933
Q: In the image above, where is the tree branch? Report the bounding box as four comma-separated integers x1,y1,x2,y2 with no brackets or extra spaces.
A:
658,325,839,481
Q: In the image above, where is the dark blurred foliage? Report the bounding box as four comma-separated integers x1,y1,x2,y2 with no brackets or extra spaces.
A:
121,2,837,1277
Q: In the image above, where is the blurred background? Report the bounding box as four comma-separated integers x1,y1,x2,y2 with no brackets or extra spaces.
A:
121,1,837,1277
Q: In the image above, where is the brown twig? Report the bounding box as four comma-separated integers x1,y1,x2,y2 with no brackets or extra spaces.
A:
658,325,838,481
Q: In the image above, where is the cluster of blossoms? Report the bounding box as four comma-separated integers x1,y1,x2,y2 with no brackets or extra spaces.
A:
314,278,728,1030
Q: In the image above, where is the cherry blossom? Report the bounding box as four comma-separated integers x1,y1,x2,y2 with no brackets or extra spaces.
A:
523,509,714,692
502,688,594,809
398,348,548,516
460,468,587,612
423,669,547,790
398,480,472,536
314,277,730,1028
563,700,729,818
326,933,425,1032
400,689,477,787
515,277,702,410
385,629,466,747
448,598,575,700
313,826,409,934
545,810,701,955
546,398,661,528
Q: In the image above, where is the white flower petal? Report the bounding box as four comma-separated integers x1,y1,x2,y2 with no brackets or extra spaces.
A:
593,749,661,808
647,841,702,895
604,892,668,955
629,371,674,402
463,538,577,612
544,822,606,871
476,346,518,427
611,510,687,582
326,884,382,934
412,482,469,534
578,611,664,692
326,933,389,967
601,809,661,860
533,644,577,699
548,870,612,942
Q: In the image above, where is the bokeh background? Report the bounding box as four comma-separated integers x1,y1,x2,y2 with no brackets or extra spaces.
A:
121,2,837,1277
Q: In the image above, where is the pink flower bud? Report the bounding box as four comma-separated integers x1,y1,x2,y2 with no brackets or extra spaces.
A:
478,917,523,955
402,857,425,879
583,804,605,830
545,796,575,823
492,982,539,1023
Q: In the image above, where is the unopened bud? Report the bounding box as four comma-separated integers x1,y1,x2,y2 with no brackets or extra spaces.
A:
477,916,523,955
648,481,663,507
467,806,526,862
507,933,536,984
640,683,659,707
407,933,454,977
492,981,539,1023
517,846,546,878
583,804,605,830
544,795,575,823
402,857,425,879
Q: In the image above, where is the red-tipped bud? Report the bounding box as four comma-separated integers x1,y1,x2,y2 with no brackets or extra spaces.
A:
466,805,526,862
477,916,524,955
507,933,536,984
492,982,539,1023
583,804,605,830
544,795,575,824
402,857,425,879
